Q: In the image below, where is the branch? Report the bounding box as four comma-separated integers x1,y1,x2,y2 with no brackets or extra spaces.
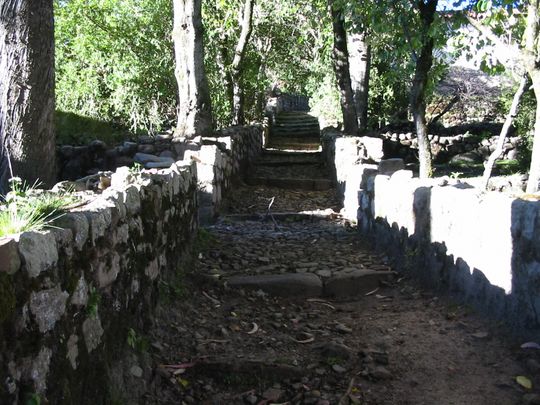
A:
465,14,522,64
429,95,459,125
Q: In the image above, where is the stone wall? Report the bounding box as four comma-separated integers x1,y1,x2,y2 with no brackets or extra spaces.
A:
265,92,310,118
380,130,520,164
0,125,264,403
325,132,540,337
0,161,198,404
57,125,264,223
191,126,264,223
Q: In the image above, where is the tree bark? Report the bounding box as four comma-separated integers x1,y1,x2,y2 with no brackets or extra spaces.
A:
172,0,213,139
0,0,56,194
482,74,529,190
525,0,540,193
410,0,438,179
328,1,358,135
347,32,370,132
231,0,254,126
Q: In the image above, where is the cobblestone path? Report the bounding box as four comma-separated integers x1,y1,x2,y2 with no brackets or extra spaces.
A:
142,149,532,405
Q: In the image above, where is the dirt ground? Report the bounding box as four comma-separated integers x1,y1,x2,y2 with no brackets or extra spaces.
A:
135,181,540,405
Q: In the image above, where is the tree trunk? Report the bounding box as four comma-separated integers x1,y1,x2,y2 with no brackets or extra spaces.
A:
347,32,370,132
525,0,540,193
328,1,358,135
231,0,254,126
0,0,56,194
482,74,529,190
172,0,213,139
410,0,438,179
527,72,540,193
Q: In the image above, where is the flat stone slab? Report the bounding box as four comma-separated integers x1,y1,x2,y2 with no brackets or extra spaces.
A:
246,177,333,191
324,269,394,298
227,273,322,297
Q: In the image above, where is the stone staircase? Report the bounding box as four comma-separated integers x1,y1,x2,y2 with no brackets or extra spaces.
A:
246,150,333,191
268,111,321,151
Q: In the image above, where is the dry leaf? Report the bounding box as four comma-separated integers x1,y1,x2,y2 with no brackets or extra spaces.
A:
516,375,533,389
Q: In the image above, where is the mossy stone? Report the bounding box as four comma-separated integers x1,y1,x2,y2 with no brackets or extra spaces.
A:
0,273,16,323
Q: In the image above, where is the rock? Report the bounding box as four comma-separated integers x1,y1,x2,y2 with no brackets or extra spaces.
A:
120,141,138,156
130,365,144,378
134,152,171,165
111,166,136,189
227,273,323,297
29,347,53,394
324,269,393,298
54,213,89,251
66,334,79,370
332,364,347,373
378,158,405,175
318,341,354,360
145,159,174,169
359,136,384,161
0,238,21,275
370,366,393,380
138,144,155,154
334,323,352,334
18,231,58,278
83,315,104,353
71,277,89,307
159,150,175,159
244,394,258,404
449,152,482,165
262,387,283,401
29,286,69,333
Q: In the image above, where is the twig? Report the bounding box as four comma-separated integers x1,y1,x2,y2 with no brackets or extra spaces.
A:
338,377,356,405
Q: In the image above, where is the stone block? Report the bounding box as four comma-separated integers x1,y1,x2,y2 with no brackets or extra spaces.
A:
83,315,104,353
324,269,394,298
227,273,322,297
0,237,21,275
378,159,405,175
18,231,58,278
29,286,69,333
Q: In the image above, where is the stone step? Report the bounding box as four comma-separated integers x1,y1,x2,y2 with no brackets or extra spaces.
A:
273,122,320,129
226,270,395,298
272,129,320,137
245,177,333,191
267,137,321,151
227,273,323,297
255,152,322,165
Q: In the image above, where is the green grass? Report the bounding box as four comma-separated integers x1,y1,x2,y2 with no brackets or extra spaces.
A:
55,110,133,146
0,178,78,237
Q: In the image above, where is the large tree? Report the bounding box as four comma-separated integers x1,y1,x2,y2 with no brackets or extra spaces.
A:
172,0,213,139
409,0,438,179
230,0,255,125
347,32,371,132
0,0,56,194
328,0,359,135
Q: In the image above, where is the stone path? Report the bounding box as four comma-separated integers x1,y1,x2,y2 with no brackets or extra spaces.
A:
139,142,536,404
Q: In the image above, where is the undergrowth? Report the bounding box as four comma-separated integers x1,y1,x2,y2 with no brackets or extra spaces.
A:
0,178,78,237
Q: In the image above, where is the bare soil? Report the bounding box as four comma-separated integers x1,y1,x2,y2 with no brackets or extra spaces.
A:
137,183,538,405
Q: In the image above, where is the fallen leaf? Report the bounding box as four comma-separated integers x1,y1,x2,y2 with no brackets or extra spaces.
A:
516,375,533,389
471,331,489,339
247,322,259,334
365,287,379,296
521,342,540,350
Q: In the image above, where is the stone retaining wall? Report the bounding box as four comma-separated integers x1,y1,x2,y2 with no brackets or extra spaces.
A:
325,132,540,337
380,130,520,164
58,125,264,223
0,125,264,403
0,161,198,404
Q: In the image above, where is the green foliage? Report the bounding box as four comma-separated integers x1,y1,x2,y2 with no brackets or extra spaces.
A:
126,328,149,352
54,0,176,133
0,178,78,237
56,111,130,146
87,286,101,318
